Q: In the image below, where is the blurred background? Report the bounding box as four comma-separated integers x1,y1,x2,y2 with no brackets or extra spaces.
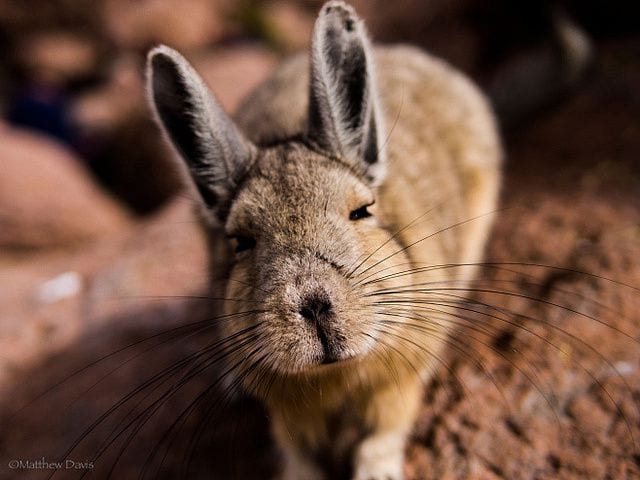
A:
0,1,639,479
1,0,638,219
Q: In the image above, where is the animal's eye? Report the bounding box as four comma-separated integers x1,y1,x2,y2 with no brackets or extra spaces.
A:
349,204,373,221
230,236,256,253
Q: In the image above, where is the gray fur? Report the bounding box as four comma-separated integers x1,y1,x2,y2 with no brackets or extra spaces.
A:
147,45,255,219
307,1,385,183
147,2,502,479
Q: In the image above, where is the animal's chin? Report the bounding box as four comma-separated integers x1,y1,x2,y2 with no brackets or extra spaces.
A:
304,350,365,373
305,335,378,372
263,333,377,376
319,351,357,366
266,352,361,377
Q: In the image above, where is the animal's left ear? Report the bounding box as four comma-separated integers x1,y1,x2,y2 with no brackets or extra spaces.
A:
307,1,385,184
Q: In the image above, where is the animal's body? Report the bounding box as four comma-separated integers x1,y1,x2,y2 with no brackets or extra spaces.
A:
147,2,501,479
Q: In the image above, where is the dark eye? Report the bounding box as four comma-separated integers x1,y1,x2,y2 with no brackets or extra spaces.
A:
230,236,256,253
349,204,373,221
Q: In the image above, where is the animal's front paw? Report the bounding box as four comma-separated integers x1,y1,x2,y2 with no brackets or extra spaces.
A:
352,431,405,480
352,461,403,480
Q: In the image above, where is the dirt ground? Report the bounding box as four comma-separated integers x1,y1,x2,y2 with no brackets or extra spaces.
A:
0,10,639,480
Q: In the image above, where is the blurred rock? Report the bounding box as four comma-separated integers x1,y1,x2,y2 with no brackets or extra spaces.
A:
0,124,131,251
193,45,278,113
103,0,230,50
0,197,207,393
17,31,99,87
69,52,183,215
263,1,315,52
72,55,145,133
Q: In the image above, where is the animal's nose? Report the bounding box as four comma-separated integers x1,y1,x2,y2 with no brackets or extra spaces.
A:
299,293,339,364
299,294,333,324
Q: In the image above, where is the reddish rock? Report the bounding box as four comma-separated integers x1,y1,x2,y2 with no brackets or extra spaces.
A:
263,1,316,52
0,124,131,251
0,197,207,394
102,0,230,50
71,55,145,134
70,56,183,215
17,31,99,86
193,46,278,114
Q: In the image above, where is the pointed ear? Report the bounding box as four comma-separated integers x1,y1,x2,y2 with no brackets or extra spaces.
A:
147,45,254,220
307,1,385,184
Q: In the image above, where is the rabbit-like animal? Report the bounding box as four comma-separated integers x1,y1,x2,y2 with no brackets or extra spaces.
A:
147,1,501,479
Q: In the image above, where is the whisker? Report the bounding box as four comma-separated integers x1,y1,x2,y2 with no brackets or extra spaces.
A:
358,261,640,294
11,309,263,418
118,294,263,304
352,208,508,284
360,272,636,337
345,202,446,279
47,323,262,479
365,286,638,346
371,293,638,446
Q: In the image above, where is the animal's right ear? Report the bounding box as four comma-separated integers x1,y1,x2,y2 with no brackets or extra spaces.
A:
147,45,254,221
307,1,385,185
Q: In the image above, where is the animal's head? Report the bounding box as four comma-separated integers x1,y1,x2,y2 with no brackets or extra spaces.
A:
147,2,414,387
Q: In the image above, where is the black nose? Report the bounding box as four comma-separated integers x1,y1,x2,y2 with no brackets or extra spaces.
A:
299,294,333,324
299,293,338,364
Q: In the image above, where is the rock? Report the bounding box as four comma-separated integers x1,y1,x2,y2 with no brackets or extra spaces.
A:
0,197,207,393
71,55,145,134
16,31,99,86
193,45,278,113
263,1,316,52
102,0,230,50
0,124,131,251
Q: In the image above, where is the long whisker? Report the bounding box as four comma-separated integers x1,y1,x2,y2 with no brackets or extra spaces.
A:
365,285,639,346
47,322,262,479
11,309,262,418
352,208,508,283
370,293,638,446
346,201,446,279
360,271,637,338
358,261,640,294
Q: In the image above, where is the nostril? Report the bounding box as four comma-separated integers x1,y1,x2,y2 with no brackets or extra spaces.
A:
319,301,331,316
299,306,315,321
299,295,333,323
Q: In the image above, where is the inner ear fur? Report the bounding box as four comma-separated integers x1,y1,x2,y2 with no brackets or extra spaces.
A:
307,1,385,184
147,45,254,218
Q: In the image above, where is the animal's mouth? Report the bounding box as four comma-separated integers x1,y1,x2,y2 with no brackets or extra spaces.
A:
317,350,360,368
320,356,340,365
320,353,349,366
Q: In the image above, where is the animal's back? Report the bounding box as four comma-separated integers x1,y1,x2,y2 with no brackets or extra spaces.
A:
236,45,501,275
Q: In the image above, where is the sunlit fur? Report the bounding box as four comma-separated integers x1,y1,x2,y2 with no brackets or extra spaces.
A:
148,2,501,479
